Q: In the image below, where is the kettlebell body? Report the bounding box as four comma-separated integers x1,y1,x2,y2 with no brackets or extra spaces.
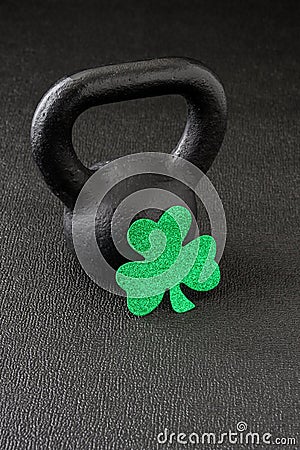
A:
31,58,227,268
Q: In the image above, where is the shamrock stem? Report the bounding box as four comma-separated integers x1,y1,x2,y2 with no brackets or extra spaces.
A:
169,284,195,313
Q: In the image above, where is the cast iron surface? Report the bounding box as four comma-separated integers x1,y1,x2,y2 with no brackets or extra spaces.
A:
31,57,227,265
31,57,226,210
0,1,299,449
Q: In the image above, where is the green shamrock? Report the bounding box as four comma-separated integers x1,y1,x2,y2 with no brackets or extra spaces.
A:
116,206,220,316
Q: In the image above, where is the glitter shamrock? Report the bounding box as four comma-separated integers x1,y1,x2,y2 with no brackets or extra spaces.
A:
116,205,220,316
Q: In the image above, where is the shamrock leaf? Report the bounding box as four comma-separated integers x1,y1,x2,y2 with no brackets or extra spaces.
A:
116,206,220,316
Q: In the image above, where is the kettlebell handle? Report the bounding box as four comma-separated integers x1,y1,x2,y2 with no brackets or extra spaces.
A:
31,57,227,209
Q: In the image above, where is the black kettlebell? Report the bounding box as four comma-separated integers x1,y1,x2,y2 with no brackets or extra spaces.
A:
31,57,227,269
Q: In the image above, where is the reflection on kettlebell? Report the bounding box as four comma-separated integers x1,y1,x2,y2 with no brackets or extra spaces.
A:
31,57,227,269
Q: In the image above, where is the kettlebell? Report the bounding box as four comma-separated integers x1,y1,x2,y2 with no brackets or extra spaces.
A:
31,57,227,269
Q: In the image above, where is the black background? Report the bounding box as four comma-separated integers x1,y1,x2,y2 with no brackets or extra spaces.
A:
0,0,299,449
